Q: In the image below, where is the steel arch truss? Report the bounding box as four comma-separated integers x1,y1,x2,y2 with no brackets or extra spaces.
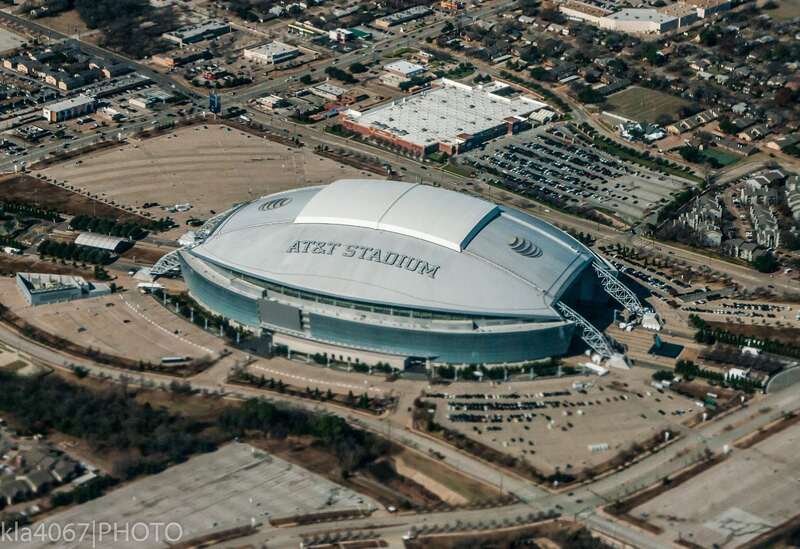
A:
195,207,237,241
593,261,644,316
150,249,182,276
556,301,612,358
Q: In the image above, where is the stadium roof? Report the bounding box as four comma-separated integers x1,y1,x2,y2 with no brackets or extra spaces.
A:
295,180,499,251
189,181,600,318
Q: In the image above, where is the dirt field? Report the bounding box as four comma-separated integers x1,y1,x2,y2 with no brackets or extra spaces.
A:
33,9,91,36
606,86,691,124
0,254,96,278
634,423,800,548
38,125,383,239
0,175,148,224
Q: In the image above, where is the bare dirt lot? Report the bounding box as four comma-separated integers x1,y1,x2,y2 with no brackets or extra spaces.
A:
38,125,383,239
0,279,223,364
426,368,693,476
0,254,95,278
634,423,800,548
0,174,147,224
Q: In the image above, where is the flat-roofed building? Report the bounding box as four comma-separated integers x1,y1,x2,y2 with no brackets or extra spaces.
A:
341,79,547,157
684,0,731,18
381,60,427,88
243,41,301,65
42,95,95,123
559,1,612,25
384,60,426,78
657,2,699,26
372,6,431,29
16,272,111,306
309,82,347,102
599,9,678,34
163,20,231,46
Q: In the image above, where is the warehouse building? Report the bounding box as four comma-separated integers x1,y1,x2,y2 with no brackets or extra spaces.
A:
163,20,231,46
599,9,678,34
243,42,301,65
16,273,111,306
341,79,547,156
372,6,431,29
42,95,96,123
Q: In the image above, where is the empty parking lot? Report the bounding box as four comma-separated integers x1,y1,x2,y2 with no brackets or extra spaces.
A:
12,442,377,549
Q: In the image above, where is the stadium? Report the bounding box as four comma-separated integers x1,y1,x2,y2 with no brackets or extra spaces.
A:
158,180,642,368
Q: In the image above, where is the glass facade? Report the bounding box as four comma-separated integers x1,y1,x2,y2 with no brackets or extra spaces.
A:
181,258,261,327
183,253,582,364
309,313,575,364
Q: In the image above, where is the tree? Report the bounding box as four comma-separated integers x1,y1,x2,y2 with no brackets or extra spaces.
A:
752,252,779,273
656,113,674,127
348,62,368,74
718,116,737,135
774,87,794,108
699,28,718,47
577,87,604,104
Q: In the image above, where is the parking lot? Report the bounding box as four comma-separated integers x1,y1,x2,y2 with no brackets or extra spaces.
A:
464,124,689,223
13,442,377,549
424,369,693,476
633,423,800,548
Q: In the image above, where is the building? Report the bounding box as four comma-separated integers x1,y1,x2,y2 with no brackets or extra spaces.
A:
667,109,719,134
16,273,111,306
152,50,212,68
74,232,131,253
128,89,173,109
328,28,353,43
372,6,431,30
560,1,612,26
254,94,289,110
309,82,347,102
766,133,800,152
657,2,699,26
561,2,684,34
162,20,231,46
599,9,679,34
678,194,724,246
684,0,731,18
381,60,427,88
243,42,301,65
341,79,547,157
383,60,426,79
42,95,95,123
173,180,623,367
785,175,800,222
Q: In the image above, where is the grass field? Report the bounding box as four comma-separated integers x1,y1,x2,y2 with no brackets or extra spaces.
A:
700,147,742,166
763,0,800,20
607,86,691,123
